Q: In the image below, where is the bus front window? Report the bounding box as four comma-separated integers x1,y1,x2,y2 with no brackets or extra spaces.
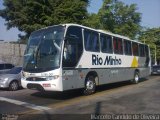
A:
23,26,65,72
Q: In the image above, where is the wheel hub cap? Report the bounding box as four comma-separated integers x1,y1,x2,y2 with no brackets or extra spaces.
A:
86,81,94,90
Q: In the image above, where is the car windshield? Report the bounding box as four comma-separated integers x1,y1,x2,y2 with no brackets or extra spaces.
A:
23,26,65,72
8,67,22,74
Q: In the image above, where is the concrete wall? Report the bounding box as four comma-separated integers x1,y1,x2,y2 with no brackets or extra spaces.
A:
0,42,26,66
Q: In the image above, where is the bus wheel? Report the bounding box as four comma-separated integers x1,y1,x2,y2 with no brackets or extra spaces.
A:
84,76,96,95
132,71,139,84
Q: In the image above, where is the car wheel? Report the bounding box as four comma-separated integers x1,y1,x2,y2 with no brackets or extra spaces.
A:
84,76,96,95
9,81,19,91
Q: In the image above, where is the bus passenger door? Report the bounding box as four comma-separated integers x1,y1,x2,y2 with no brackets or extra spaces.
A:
62,26,84,90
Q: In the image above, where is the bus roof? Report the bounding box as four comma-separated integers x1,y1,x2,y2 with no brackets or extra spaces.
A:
63,23,146,45
35,23,146,45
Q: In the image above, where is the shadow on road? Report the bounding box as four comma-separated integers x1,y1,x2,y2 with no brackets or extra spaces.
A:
96,78,148,93
151,74,160,76
0,88,8,91
0,87,24,91
92,78,149,115
30,78,149,100
30,89,83,100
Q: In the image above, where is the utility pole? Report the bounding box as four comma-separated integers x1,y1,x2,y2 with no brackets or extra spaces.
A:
155,45,157,65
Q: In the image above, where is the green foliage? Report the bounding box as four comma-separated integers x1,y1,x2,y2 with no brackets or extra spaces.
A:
83,13,100,29
84,0,141,39
139,28,160,64
0,0,89,41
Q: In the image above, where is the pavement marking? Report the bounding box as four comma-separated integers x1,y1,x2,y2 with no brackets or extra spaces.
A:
5,76,160,115
0,97,51,111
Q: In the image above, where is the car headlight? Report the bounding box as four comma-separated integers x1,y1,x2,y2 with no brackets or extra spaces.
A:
1,78,9,83
4,78,9,81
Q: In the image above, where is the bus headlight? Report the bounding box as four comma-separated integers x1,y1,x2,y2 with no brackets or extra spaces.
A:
46,75,59,81
53,75,59,79
21,77,26,81
21,71,29,78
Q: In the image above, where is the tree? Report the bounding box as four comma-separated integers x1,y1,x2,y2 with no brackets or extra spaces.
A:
84,0,141,39
139,28,160,64
0,0,89,42
83,13,100,29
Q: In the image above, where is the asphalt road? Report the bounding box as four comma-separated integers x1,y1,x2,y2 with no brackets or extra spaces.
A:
0,75,160,120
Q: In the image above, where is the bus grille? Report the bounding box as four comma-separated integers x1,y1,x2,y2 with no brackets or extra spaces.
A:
26,77,46,81
27,83,44,91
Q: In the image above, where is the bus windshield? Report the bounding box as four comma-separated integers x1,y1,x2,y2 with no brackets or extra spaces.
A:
23,26,65,72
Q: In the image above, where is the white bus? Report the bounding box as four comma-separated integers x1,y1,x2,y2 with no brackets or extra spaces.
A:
21,24,151,95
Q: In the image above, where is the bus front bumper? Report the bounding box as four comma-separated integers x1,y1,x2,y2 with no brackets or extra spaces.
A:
21,77,63,92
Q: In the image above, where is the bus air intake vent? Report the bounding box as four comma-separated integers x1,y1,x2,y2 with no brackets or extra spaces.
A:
26,77,46,81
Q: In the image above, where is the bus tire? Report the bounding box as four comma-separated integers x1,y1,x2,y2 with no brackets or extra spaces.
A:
132,71,140,84
84,76,96,95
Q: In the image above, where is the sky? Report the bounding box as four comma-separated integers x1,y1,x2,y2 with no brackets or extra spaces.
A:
0,0,160,41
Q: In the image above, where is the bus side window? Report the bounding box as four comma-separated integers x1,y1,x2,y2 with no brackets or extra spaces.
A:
63,26,83,68
139,44,145,57
113,37,118,53
100,34,112,53
113,37,123,54
145,45,150,66
124,40,132,55
132,42,139,56
92,32,99,52
118,38,123,54
84,30,100,52
128,41,132,55
85,30,92,51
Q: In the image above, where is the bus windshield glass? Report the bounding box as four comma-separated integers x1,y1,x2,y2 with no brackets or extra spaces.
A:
23,26,65,72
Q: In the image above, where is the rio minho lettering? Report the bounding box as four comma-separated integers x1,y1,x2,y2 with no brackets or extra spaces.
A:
92,54,122,65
